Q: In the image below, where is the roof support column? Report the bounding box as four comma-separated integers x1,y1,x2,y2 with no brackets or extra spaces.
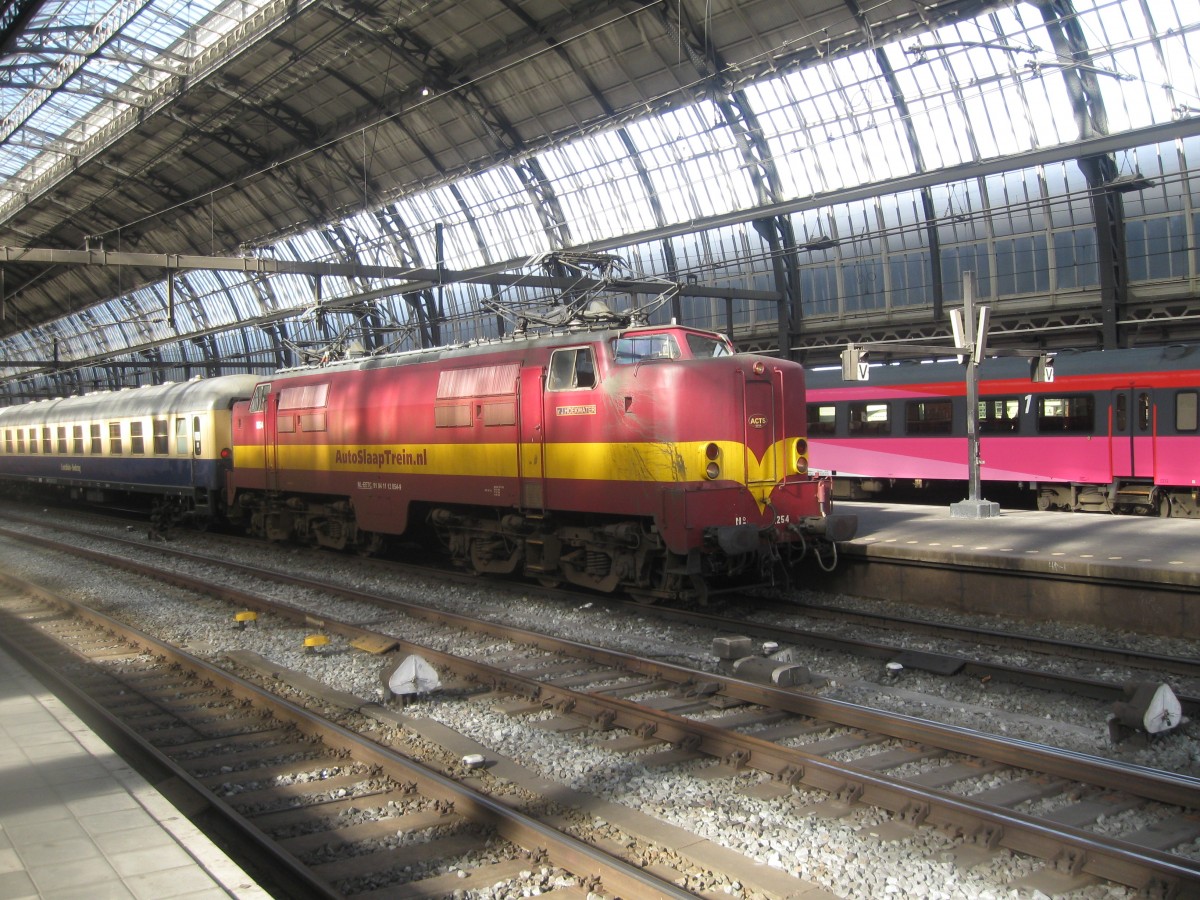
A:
1038,0,1126,349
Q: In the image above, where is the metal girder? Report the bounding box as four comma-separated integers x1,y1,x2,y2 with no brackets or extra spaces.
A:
1037,0,1125,350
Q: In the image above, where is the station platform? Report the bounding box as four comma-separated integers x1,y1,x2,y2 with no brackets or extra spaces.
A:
0,643,268,900
816,501,1200,638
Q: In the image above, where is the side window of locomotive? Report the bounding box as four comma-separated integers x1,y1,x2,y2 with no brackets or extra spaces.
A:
1176,392,1198,432
905,400,953,435
249,383,271,413
848,402,890,436
548,348,597,391
979,397,1020,433
130,421,145,454
807,404,837,435
109,422,122,455
90,424,102,454
1037,395,1094,433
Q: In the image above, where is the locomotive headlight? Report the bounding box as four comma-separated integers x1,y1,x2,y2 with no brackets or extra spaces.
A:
794,438,808,475
704,442,721,480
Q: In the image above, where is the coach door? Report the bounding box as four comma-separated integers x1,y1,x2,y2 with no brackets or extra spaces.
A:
518,366,546,510
1110,388,1155,479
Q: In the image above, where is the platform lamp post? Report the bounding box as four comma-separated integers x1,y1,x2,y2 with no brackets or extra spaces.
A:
948,272,1000,519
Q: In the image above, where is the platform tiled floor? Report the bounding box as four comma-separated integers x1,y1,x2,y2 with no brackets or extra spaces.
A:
0,644,268,899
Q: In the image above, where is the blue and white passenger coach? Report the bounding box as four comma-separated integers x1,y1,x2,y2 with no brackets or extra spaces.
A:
0,375,259,525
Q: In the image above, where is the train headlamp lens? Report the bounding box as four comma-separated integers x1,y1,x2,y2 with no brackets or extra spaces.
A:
705,461,720,480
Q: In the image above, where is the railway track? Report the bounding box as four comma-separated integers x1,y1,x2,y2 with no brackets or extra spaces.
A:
3,509,1196,710
0,576,701,899
1,520,1199,896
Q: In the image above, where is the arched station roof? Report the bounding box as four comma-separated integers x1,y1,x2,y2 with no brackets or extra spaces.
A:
0,0,1197,399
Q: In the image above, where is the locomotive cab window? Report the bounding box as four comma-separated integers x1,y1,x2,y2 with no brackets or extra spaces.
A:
1176,392,1198,432
807,404,837,435
905,400,953,435
613,334,679,364
848,402,890,436
1037,395,1094,433
684,333,732,358
548,347,597,391
979,397,1020,433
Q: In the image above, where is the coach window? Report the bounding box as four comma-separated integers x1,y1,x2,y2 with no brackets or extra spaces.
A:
1114,393,1128,432
90,424,102,454
56,426,67,454
1176,392,1198,432
807,404,837,435
27,429,36,453
16,430,25,454
848,402,890,436
72,425,84,454
153,418,169,454
1037,395,1094,433
905,400,953,435
979,398,1020,433
109,422,122,455
175,418,189,455
130,421,145,454
3,430,10,454
548,348,597,391
1138,392,1152,431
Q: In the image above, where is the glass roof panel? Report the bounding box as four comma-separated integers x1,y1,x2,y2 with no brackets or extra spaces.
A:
0,0,271,192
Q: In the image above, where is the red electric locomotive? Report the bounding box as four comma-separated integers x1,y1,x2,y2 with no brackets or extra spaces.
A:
227,321,855,601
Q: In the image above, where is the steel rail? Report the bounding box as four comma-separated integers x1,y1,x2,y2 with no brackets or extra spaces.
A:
3,530,1198,893
0,571,697,900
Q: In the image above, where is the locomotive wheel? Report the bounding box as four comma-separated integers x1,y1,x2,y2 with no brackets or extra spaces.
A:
1158,492,1172,519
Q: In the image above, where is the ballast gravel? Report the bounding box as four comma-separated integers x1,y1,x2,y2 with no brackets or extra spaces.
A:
1,505,1197,899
